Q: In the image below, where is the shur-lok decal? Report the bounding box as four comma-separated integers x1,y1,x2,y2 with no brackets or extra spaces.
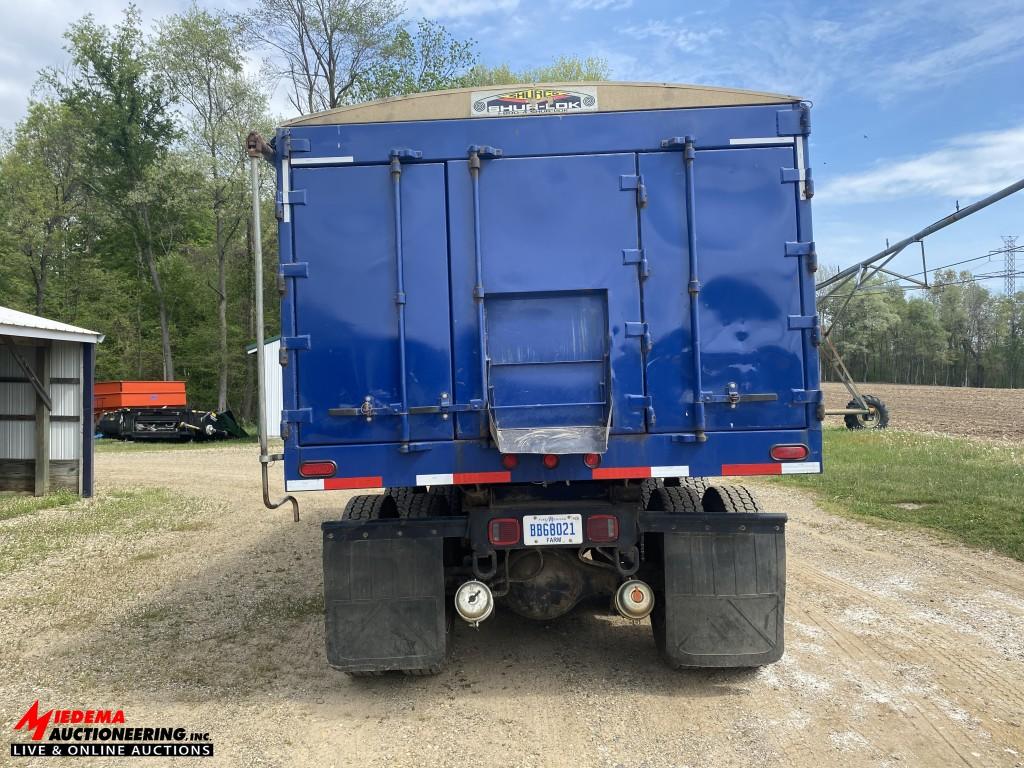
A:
470,86,599,117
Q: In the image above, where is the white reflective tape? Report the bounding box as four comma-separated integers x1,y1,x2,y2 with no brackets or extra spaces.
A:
290,156,355,166
795,137,807,200
286,478,324,491
282,160,291,223
729,137,795,145
416,473,454,486
650,465,689,478
780,461,820,474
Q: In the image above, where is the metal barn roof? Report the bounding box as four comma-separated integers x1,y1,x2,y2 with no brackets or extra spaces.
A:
284,81,800,126
0,305,104,344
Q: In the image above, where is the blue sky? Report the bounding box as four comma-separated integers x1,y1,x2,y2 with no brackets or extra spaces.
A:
2,0,1022,289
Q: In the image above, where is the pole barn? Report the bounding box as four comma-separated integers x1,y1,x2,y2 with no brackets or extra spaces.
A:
0,306,103,497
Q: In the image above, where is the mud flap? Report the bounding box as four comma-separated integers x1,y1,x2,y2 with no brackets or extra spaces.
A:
659,523,785,667
322,534,447,673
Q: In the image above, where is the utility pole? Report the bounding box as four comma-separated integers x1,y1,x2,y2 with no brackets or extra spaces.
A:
1005,235,1018,295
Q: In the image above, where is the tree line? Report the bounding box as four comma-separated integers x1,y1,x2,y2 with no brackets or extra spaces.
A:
0,1,609,420
820,267,1024,389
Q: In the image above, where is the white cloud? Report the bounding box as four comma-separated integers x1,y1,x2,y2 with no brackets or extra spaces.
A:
403,0,519,17
622,18,721,53
0,0,187,130
817,124,1024,203
567,0,632,10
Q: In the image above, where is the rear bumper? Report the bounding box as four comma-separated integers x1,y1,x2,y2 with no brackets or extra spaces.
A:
290,428,822,491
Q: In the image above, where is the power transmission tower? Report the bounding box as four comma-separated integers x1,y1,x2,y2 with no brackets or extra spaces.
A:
1005,235,1018,294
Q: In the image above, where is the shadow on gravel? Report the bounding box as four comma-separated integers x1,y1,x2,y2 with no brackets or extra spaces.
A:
58,513,761,704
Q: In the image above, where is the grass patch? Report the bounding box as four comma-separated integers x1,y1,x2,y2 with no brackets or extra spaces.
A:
771,428,1024,561
0,489,79,521
0,488,209,575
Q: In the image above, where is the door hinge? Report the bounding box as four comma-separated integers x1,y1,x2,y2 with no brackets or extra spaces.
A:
790,388,823,405
625,393,655,423
780,167,814,199
788,315,821,345
784,241,817,272
622,249,649,279
624,321,652,352
282,408,312,423
282,134,310,157
279,335,310,366
619,175,648,208
276,188,307,220
777,104,811,137
280,262,309,278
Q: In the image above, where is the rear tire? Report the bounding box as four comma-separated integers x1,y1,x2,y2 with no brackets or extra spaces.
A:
665,476,712,496
646,485,703,513
702,484,762,513
843,394,889,430
342,494,399,520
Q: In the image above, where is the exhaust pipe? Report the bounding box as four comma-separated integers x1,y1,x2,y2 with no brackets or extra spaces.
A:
454,580,494,627
614,580,655,621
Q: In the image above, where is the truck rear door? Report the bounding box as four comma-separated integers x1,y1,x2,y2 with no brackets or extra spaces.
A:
289,162,454,445
640,144,809,433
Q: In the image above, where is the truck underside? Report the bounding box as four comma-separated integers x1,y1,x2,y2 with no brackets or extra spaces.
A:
322,478,785,675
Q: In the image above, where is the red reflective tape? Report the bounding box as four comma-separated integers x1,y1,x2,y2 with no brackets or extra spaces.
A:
453,471,512,485
721,463,781,476
324,476,383,489
592,467,652,480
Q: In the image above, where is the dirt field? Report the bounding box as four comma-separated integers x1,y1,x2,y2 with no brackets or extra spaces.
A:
823,381,1024,441
2,443,1023,767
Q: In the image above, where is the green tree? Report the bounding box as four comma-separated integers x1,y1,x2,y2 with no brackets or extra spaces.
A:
461,55,610,87
0,101,86,316
350,18,476,100
156,6,270,409
241,0,405,113
52,6,181,379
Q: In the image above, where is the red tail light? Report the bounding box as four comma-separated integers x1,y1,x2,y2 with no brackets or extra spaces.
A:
542,454,560,469
501,454,519,470
583,453,602,469
587,514,619,542
299,460,336,478
770,444,809,461
488,518,520,546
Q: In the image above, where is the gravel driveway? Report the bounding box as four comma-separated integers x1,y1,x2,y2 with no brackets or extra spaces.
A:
2,443,1022,767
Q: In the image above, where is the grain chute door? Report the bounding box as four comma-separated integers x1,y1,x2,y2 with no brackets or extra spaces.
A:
447,153,647,449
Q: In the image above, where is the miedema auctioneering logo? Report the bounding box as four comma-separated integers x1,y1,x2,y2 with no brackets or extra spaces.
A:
10,700,214,758
470,86,598,117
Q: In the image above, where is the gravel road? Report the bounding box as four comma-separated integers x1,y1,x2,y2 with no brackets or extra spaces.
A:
2,443,1022,767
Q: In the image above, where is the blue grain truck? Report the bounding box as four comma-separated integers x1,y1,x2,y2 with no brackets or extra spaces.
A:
247,81,822,676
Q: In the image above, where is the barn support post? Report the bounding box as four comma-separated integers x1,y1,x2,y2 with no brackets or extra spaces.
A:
34,343,50,496
81,342,95,498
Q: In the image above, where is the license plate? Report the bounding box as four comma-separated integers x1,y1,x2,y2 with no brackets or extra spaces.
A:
523,514,583,546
